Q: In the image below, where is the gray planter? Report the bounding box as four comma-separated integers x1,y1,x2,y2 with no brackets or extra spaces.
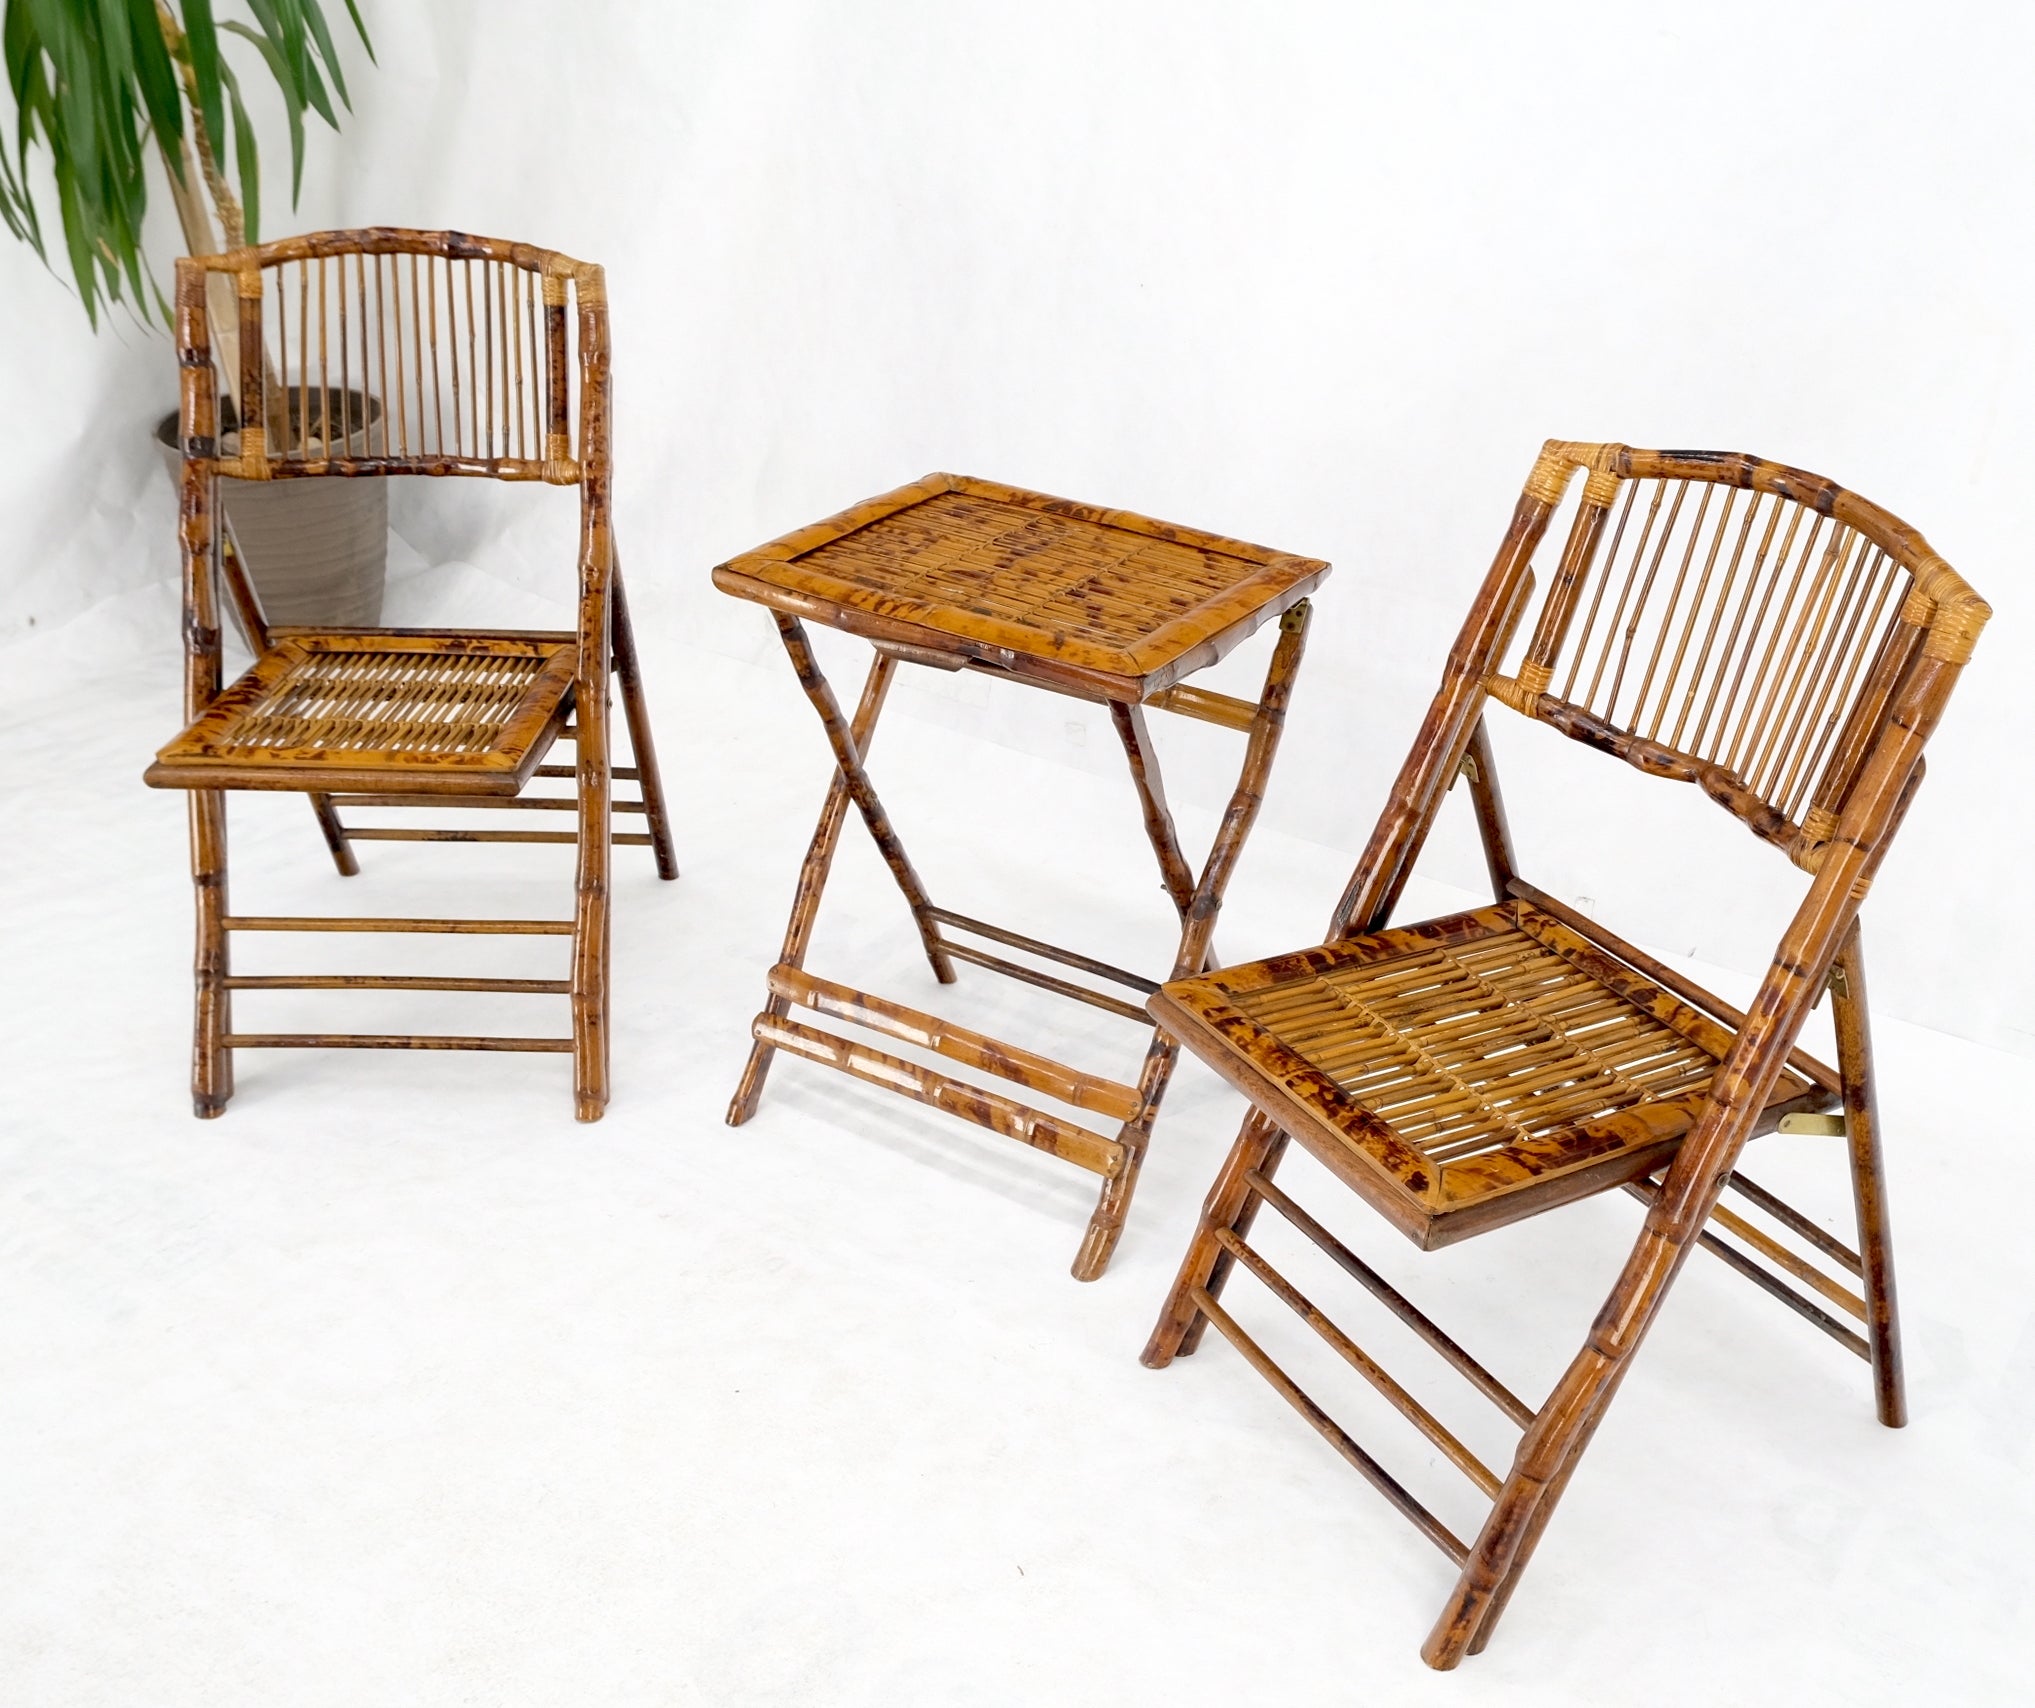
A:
153,391,389,637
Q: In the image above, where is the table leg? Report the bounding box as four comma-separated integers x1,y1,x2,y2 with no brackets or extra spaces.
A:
1073,600,1313,1279
730,647,936,1125
1111,700,1199,932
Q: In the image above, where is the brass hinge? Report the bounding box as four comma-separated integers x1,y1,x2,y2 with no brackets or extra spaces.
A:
1777,1112,1847,1136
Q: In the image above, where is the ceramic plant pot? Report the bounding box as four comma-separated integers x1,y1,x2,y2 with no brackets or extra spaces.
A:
153,388,389,637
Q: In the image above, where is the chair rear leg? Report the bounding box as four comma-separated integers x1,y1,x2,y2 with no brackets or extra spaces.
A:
611,572,679,881
307,794,359,877
1832,923,1905,1427
191,790,234,1117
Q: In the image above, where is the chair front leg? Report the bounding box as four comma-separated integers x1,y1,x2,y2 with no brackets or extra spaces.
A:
190,790,234,1117
1142,1110,1291,1361
1077,601,1312,1281
572,672,613,1123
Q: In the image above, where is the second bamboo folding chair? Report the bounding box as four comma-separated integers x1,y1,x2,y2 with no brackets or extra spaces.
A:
1141,440,1988,1666
144,229,676,1121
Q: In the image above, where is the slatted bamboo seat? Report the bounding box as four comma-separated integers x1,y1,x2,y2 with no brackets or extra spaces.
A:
1161,898,1834,1247
716,474,1326,1279
1143,440,1989,1667
147,631,578,793
143,229,677,1121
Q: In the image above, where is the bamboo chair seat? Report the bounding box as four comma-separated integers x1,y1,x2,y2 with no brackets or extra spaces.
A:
711,473,1323,698
145,630,578,795
1155,898,1831,1249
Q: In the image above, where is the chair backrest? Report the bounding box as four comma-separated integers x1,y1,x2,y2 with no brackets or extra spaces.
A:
171,229,614,709
174,227,607,486
1333,441,1988,949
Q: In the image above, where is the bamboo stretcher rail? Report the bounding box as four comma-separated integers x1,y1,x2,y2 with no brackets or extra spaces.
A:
1247,1170,1537,1426
222,915,574,934
343,827,653,846
769,966,1144,1122
925,907,1159,993
222,1033,573,1052
1213,1226,1503,1496
1145,682,1260,731
225,974,570,994
1702,1197,1867,1318
325,795,650,813
752,1015,1125,1177
1727,1172,1864,1276
936,942,1154,1024
1623,1177,1869,1358
1189,1285,1470,1565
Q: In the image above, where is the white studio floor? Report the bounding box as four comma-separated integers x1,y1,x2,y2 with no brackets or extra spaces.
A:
3,569,2032,1708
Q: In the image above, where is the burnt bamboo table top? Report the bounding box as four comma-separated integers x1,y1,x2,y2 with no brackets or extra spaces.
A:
711,473,1328,698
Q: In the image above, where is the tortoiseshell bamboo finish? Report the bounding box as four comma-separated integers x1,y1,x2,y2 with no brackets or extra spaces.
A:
1142,440,1987,1666
718,477,1327,1278
146,229,678,1121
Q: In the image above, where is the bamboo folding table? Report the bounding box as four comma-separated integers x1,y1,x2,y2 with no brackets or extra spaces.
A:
716,475,1328,1279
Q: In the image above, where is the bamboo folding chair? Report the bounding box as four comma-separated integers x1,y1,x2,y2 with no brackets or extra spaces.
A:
1142,441,1988,1665
144,229,677,1121
717,475,1326,1278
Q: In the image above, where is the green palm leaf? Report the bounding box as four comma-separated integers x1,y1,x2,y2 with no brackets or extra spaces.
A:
0,0,372,324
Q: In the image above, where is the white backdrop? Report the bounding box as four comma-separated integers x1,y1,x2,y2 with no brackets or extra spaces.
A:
1,0,2029,1050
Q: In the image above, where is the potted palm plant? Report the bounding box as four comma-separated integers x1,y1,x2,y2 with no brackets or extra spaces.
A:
1,1,381,628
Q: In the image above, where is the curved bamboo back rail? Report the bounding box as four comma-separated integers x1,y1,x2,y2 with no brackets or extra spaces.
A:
1334,441,1988,941
174,227,604,485
1483,443,1986,871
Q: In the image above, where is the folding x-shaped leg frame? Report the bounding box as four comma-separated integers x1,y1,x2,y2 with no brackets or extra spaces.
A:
729,601,1311,1280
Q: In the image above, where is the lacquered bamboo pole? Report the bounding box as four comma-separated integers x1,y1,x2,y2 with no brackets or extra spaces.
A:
175,258,234,1117
773,616,956,983
727,653,899,1126
1153,1114,1292,1361
1461,718,1516,901
1330,467,1565,940
1075,600,1312,1280
610,562,679,879
1111,700,1199,926
570,269,613,1121
306,793,360,877
1832,920,1905,1426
